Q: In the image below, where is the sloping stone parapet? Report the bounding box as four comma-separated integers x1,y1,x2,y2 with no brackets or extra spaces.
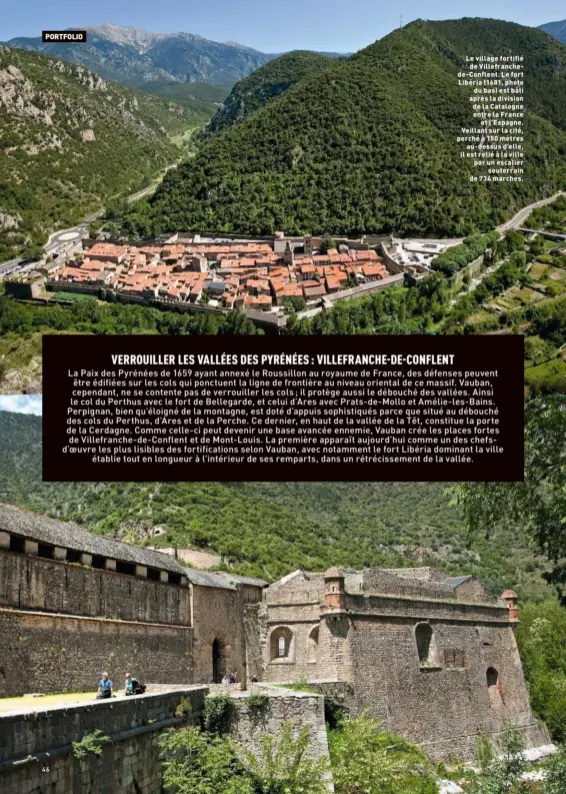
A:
0,687,208,794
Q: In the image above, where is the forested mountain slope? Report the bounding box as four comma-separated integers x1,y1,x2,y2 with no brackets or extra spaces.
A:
125,18,566,239
0,411,550,599
0,45,199,261
206,51,333,135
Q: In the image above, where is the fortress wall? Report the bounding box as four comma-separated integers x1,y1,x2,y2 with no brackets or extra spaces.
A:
266,573,325,604
267,602,320,623
0,608,192,697
191,585,246,684
453,253,485,285
345,592,510,623
358,569,460,600
344,615,546,762
0,549,190,625
0,688,207,794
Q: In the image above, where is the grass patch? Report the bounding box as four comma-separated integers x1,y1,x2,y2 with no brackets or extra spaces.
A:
48,291,98,304
524,357,566,393
530,262,550,280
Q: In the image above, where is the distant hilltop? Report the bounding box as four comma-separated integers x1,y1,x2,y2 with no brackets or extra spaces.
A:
539,18,566,45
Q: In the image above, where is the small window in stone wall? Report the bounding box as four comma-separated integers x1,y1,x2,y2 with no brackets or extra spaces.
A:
37,543,54,559
66,548,81,563
91,554,106,569
116,560,136,577
147,567,160,581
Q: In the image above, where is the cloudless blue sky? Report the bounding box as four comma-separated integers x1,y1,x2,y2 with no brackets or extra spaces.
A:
2,0,566,53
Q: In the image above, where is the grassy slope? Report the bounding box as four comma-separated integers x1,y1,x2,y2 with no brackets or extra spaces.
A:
135,19,566,239
0,411,551,599
0,46,212,261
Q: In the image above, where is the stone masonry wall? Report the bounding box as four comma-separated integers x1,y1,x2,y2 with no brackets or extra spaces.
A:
227,687,334,791
244,602,268,682
255,588,549,761
191,584,246,684
344,592,510,623
0,688,207,794
0,607,192,697
0,549,190,625
344,614,548,761
266,572,326,604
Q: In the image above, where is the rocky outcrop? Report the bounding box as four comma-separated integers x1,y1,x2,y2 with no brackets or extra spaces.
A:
0,62,55,124
0,212,22,232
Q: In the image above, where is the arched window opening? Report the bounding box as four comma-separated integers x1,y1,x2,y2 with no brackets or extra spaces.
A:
308,627,319,662
270,627,293,661
415,623,440,667
487,667,504,706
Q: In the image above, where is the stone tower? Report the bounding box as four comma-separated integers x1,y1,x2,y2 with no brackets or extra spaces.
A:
500,589,519,622
283,241,295,265
322,567,345,612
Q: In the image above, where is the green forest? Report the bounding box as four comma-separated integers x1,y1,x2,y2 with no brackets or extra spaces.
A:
118,19,566,240
205,51,332,135
524,194,566,233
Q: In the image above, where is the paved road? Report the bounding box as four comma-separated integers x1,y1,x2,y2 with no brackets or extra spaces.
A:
496,191,566,234
0,258,25,277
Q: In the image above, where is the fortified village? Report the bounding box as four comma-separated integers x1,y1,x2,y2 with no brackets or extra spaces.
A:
4,230,439,327
0,502,551,793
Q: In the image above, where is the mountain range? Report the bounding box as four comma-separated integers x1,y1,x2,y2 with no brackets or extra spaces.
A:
121,18,566,240
4,24,276,87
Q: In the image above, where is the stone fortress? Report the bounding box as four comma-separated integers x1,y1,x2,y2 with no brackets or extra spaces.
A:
0,501,551,786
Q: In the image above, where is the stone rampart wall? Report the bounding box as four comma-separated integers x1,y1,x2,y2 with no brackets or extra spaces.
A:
0,549,190,625
0,688,206,794
0,608,192,697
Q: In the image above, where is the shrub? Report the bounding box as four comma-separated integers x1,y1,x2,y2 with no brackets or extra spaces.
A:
72,729,110,759
328,713,437,794
204,693,234,734
247,693,268,713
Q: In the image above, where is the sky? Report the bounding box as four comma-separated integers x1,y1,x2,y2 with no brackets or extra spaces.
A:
0,395,42,416
2,0,565,53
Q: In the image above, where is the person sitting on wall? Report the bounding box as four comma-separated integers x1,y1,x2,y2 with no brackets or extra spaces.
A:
125,673,146,696
96,672,113,699
229,671,238,684
221,673,231,685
